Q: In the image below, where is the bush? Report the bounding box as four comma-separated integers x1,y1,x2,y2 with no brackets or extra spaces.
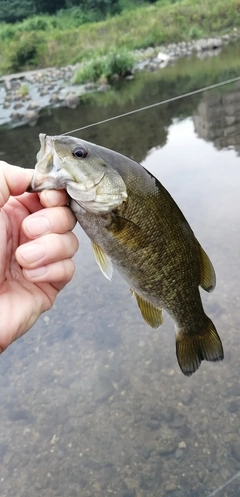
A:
0,23,17,40
9,32,42,71
73,57,105,84
21,15,50,31
73,48,135,84
104,48,135,80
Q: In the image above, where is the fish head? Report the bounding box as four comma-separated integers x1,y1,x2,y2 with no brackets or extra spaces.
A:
29,134,128,214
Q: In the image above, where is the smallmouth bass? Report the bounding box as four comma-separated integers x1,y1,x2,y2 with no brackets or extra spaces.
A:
28,134,224,376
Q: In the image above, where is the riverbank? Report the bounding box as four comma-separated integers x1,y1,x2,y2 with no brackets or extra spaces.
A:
1,0,240,76
1,33,239,129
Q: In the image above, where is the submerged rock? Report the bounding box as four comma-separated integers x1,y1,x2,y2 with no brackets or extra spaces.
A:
64,93,79,109
93,376,115,402
23,110,39,126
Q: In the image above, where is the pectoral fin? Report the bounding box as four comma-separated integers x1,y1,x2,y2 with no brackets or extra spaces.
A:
91,242,113,281
131,290,163,328
195,239,216,292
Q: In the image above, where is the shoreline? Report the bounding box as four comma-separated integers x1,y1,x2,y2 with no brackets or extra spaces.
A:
0,33,239,129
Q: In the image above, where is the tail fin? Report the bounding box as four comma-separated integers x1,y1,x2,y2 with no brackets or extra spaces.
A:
176,317,224,376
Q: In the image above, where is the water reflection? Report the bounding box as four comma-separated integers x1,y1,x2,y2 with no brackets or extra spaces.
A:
193,81,240,154
1,55,240,497
2,77,240,169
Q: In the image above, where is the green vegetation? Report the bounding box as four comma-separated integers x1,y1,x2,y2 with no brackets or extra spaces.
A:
73,49,136,84
0,0,240,75
18,83,29,96
9,32,43,72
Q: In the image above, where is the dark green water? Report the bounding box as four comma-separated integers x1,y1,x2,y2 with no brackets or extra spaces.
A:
0,42,240,497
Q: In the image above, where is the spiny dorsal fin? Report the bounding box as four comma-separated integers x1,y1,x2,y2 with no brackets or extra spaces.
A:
91,241,113,281
195,238,216,292
176,316,224,376
131,290,163,328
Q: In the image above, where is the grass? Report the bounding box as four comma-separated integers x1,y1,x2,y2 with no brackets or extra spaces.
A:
19,83,29,96
73,49,136,84
0,0,240,75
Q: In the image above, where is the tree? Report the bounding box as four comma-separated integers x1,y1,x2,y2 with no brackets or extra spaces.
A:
66,0,119,15
34,0,66,14
0,0,35,23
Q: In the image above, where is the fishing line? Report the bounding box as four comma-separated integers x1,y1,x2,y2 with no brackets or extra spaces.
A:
205,470,240,497
63,75,240,135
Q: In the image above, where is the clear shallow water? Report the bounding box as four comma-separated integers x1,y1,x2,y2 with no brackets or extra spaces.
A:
1,50,240,497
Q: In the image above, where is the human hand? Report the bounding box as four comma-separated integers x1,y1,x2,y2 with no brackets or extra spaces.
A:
0,161,79,352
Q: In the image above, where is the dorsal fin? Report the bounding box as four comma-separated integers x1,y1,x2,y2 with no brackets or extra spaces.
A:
131,290,163,328
195,238,216,292
91,242,113,281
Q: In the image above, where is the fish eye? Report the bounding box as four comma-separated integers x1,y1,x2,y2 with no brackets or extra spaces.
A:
72,146,88,159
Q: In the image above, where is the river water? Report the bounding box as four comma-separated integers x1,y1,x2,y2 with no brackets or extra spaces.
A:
0,42,240,497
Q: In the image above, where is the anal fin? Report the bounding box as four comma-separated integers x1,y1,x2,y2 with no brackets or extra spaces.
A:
131,290,163,328
91,241,113,281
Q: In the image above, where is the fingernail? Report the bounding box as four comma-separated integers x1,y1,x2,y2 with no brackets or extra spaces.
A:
25,216,51,236
25,266,47,278
19,244,45,264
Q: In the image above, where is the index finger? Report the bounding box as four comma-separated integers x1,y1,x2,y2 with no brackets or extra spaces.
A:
0,161,33,207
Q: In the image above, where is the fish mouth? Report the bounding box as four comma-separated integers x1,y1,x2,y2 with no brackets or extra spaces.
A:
27,174,57,193
27,148,72,193
27,147,106,195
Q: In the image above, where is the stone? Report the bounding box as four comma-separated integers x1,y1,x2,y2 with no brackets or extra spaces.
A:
165,482,178,493
65,93,79,109
175,448,183,459
181,390,193,405
157,438,176,456
7,408,34,423
178,441,186,449
24,110,39,126
10,111,23,121
231,441,240,461
27,101,39,110
98,84,111,92
195,38,223,51
121,492,136,497
227,401,240,413
142,442,155,459
85,82,98,90
169,414,186,428
13,102,23,109
146,417,161,430
85,458,102,470
93,376,115,402
140,473,152,490
50,93,60,102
